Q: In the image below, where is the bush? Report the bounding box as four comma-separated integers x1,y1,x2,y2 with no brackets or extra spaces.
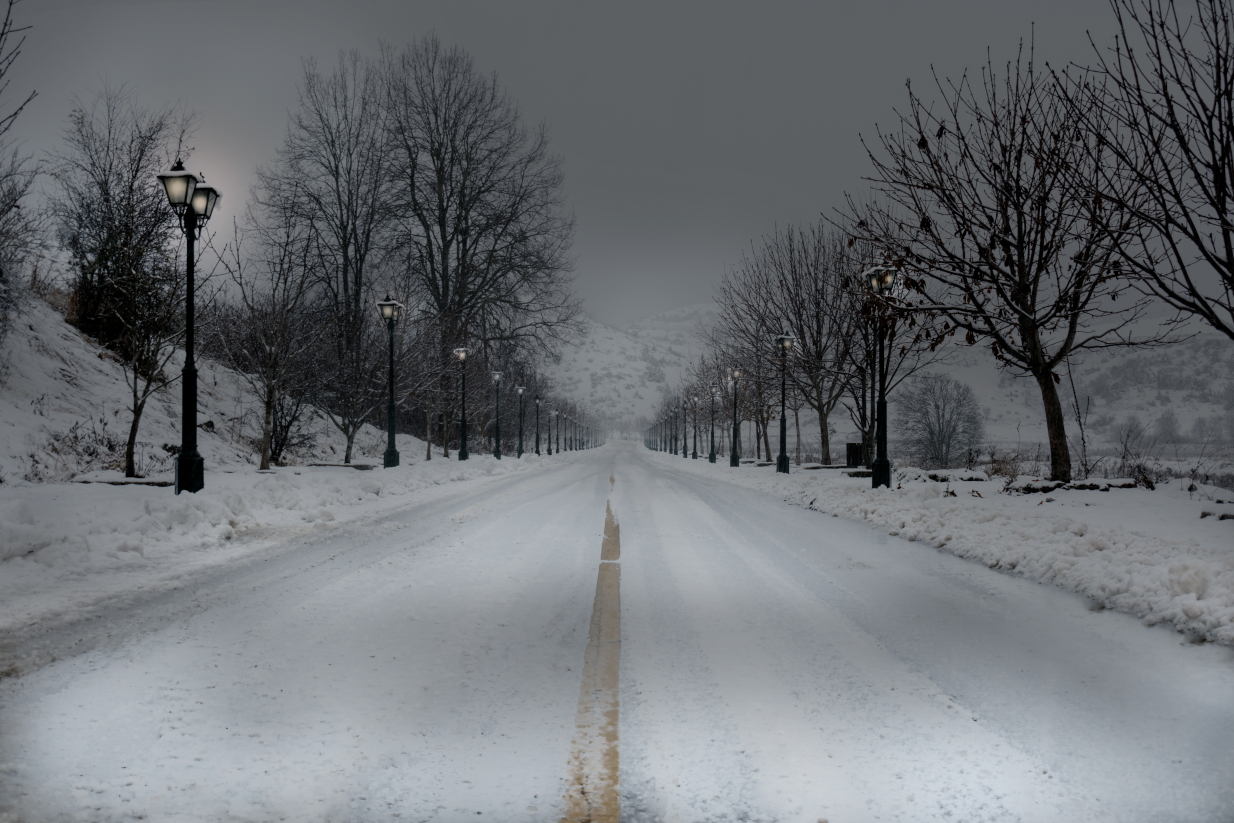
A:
895,374,985,469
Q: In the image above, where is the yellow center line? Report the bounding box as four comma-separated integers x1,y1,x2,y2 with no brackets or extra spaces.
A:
559,499,621,823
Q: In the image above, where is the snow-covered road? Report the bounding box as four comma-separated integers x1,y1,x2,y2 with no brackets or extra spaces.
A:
1,442,1231,822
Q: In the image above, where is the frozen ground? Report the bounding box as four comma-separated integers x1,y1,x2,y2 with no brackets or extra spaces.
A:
1,441,1231,822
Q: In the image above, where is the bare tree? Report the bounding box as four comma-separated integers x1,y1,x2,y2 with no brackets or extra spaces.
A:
47,85,196,477
757,224,855,465
1066,0,1234,341
271,51,390,463
0,0,37,349
896,374,985,468
47,85,194,352
849,47,1164,481
212,182,321,469
381,36,581,354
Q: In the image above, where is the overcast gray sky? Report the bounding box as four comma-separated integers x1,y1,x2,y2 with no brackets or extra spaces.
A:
14,0,1116,326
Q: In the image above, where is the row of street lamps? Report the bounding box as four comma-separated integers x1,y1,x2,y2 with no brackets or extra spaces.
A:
447,348,598,460
157,159,598,493
645,265,897,489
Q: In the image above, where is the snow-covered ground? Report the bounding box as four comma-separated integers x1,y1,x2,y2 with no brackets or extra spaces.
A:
1,441,1231,822
646,448,1234,646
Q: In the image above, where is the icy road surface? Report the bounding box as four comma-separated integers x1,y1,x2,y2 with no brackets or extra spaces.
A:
1,441,1232,822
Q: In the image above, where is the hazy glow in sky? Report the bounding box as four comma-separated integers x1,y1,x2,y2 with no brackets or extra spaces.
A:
17,0,1114,325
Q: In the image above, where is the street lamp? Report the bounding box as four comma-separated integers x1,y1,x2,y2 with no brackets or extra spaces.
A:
454,348,468,460
691,396,699,458
535,396,542,455
709,385,718,463
157,159,220,494
376,294,404,468
492,371,502,459
774,333,796,474
864,265,898,488
516,385,526,458
555,410,561,454
730,368,742,467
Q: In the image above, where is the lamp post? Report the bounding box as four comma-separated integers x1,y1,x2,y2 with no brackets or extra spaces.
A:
376,295,404,468
454,348,469,460
535,396,541,455
516,385,526,458
709,385,718,463
691,396,699,458
492,371,502,459
157,160,220,494
556,410,561,454
774,334,796,474
864,265,898,489
730,368,742,467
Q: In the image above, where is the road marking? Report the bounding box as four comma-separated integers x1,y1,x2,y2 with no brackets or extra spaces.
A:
560,501,621,823
601,502,620,562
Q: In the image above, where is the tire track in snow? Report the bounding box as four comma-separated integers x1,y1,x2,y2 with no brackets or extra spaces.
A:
560,490,621,823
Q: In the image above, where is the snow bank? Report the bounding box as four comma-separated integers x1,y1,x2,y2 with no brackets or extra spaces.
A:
653,453,1234,645
0,451,560,633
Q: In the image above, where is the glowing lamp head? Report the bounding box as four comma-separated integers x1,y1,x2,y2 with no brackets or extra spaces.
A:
377,294,402,323
157,159,197,211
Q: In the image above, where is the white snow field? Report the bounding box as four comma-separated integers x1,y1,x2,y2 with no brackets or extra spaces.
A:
1,441,1232,822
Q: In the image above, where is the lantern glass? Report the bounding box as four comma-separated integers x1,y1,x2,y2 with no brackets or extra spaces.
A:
880,269,898,293
516,385,525,395
157,161,197,210
190,184,220,221
454,347,467,361
377,294,402,322
492,371,502,384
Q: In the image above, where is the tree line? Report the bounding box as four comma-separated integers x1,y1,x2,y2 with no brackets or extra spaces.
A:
669,0,1234,481
0,24,591,476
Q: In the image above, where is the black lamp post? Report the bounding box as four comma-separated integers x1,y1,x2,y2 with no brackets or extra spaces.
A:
691,396,699,458
775,334,796,474
157,160,220,495
377,294,404,468
730,368,742,467
709,385,718,463
556,410,561,454
454,348,468,460
516,385,526,458
865,265,898,489
535,396,541,455
492,371,502,459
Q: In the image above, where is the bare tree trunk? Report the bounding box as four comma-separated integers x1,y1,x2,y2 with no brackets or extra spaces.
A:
1034,370,1072,482
818,404,832,465
794,407,801,465
124,392,145,478
260,383,275,470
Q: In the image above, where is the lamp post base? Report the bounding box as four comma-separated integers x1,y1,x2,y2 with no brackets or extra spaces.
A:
730,453,739,467
384,448,400,468
174,451,204,495
709,452,716,464
872,457,891,488
776,454,790,474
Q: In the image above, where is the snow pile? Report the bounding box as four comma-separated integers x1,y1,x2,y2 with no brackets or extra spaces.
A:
653,453,1234,644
